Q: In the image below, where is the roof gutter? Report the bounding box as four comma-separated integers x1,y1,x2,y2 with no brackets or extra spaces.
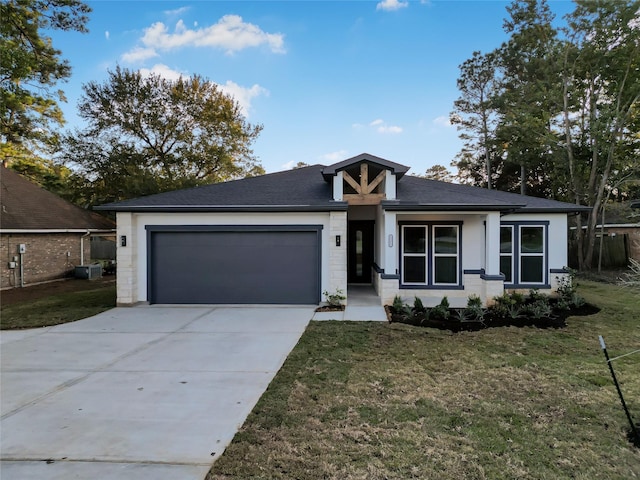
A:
381,203,524,212
94,204,349,213
511,206,592,214
0,229,116,234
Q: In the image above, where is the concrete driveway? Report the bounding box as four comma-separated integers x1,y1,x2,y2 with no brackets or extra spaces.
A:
0,305,314,479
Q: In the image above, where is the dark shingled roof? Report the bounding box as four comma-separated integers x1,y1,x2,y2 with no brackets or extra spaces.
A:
96,165,341,212
387,176,589,213
1,166,115,230
96,161,589,214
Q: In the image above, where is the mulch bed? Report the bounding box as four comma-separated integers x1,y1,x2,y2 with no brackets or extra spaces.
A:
385,303,600,332
1,277,115,307
315,305,346,312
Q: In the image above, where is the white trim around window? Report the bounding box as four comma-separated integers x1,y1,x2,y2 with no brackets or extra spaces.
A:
400,223,462,289
500,221,549,287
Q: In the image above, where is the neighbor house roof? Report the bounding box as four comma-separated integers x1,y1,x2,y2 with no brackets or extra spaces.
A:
1,166,115,231
96,157,589,214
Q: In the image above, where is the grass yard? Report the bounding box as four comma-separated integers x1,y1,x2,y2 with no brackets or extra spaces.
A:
0,282,116,329
208,281,640,480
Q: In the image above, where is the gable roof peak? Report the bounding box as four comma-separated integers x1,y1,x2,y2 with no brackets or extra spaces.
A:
321,153,410,181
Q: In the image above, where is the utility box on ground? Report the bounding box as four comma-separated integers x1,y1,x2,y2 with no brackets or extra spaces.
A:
75,264,103,280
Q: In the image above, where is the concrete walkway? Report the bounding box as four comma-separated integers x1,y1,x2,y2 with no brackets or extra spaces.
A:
0,305,314,480
313,284,389,321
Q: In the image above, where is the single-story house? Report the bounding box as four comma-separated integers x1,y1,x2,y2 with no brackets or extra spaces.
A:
0,166,115,288
96,153,589,307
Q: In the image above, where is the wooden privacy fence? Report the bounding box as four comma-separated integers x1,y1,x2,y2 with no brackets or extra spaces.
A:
569,233,629,269
91,236,116,260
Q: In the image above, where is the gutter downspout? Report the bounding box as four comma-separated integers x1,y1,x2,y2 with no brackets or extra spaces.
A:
80,230,91,265
19,251,24,288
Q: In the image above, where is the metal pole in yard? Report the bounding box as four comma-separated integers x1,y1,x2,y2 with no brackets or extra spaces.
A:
599,335,639,443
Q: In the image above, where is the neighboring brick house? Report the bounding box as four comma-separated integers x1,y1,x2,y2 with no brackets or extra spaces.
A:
0,166,115,289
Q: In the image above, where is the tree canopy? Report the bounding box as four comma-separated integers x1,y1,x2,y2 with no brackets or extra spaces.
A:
59,67,264,206
0,0,91,163
450,0,640,269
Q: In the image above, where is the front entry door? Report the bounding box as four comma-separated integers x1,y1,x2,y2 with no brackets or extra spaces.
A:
348,221,374,283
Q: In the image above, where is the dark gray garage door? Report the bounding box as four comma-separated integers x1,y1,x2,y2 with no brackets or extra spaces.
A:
147,227,321,304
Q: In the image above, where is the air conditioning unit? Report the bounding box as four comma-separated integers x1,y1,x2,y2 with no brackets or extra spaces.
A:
75,264,103,280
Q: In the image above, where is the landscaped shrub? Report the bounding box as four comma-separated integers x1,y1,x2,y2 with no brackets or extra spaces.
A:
322,288,346,307
430,296,450,321
392,295,404,312
387,289,599,332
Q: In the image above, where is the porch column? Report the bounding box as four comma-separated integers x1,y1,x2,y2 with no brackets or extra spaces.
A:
385,171,396,200
116,212,137,305
485,211,501,276
329,211,347,300
383,211,397,275
333,171,343,201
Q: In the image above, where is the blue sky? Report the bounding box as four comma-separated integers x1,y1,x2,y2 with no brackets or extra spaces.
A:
49,0,575,174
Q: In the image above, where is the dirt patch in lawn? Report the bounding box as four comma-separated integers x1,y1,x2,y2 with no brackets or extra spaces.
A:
1,277,115,306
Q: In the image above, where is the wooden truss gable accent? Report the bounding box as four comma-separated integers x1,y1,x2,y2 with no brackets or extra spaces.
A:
342,163,387,205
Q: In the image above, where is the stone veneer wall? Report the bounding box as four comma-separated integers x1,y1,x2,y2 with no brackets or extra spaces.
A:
329,211,348,304
0,233,90,289
374,272,506,308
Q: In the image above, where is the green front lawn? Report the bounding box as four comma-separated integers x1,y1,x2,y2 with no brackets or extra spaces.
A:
208,281,640,479
0,284,116,329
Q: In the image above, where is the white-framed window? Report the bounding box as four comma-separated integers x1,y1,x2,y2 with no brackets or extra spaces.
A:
519,226,545,284
500,222,547,286
401,224,460,287
402,226,427,284
500,226,514,283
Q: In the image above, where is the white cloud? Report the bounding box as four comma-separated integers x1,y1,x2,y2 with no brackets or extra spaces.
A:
139,63,186,81
218,80,268,117
140,15,285,54
281,160,297,170
319,150,348,162
377,124,403,134
432,115,452,127
105,30,110,40
376,0,409,11
368,119,403,134
121,46,159,63
354,119,403,134
164,6,190,16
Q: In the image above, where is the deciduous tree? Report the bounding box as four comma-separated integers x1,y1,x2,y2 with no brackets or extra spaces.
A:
59,67,264,206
